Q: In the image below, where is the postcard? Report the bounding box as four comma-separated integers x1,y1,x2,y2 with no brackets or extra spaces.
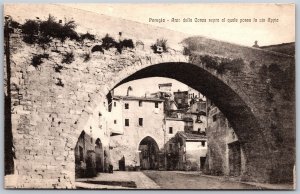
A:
4,3,295,190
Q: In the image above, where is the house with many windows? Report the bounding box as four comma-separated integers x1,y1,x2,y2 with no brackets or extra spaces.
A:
109,95,165,170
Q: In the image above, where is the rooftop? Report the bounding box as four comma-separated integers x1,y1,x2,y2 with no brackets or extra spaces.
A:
177,131,207,141
113,95,164,102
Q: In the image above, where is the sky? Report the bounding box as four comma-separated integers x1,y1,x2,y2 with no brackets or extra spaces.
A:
64,3,295,47
114,77,189,97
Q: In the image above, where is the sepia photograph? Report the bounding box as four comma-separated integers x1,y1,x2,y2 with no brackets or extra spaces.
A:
3,3,295,190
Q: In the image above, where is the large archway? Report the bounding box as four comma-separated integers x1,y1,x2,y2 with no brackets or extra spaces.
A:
138,136,160,170
111,62,277,182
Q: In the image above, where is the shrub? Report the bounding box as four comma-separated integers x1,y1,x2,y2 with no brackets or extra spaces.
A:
200,55,218,69
21,20,39,44
117,39,134,53
91,45,104,53
151,39,168,53
40,15,79,42
10,20,21,29
61,51,74,64
80,32,95,41
200,55,244,75
101,34,117,50
92,34,134,54
31,54,49,68
21,15,80,44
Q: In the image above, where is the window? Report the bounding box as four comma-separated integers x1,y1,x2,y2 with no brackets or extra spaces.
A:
169,127,173,134
114,101,116,107
125,119,129,126
125,103,129,109
201,141,205,147
139,101,143,107
139,118,143,126
155,102,159,108
114,120,117,124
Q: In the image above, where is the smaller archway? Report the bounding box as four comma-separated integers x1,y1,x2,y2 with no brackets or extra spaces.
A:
138,136,159,170
74,131,97,178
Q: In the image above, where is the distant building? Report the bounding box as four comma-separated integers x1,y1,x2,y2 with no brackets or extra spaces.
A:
166,131,207,171
204,102,246,176
165,117,185,142
158,83,172,92
174,90,189,109
188,87,206,103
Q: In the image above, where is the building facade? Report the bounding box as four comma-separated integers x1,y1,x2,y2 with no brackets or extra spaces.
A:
109,95,165,170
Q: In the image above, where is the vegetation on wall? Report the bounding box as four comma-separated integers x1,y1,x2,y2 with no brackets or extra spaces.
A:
61,51,75,64
91,45,104,53
90,34,135,54
259,63,294,101
80,32,95,41
151,39,168,53
21,15,80,44
199,55,244,75
31,53,49,68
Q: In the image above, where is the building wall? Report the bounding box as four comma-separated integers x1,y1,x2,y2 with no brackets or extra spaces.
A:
205,105,246,176
109,99,165,170
107,99,124,135
185,141,207,171
165,119,185,142
191,114,207,133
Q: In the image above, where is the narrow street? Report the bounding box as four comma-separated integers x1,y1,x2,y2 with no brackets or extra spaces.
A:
75,170,293,190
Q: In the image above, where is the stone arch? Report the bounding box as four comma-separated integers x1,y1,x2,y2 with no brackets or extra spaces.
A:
107,62,274,182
